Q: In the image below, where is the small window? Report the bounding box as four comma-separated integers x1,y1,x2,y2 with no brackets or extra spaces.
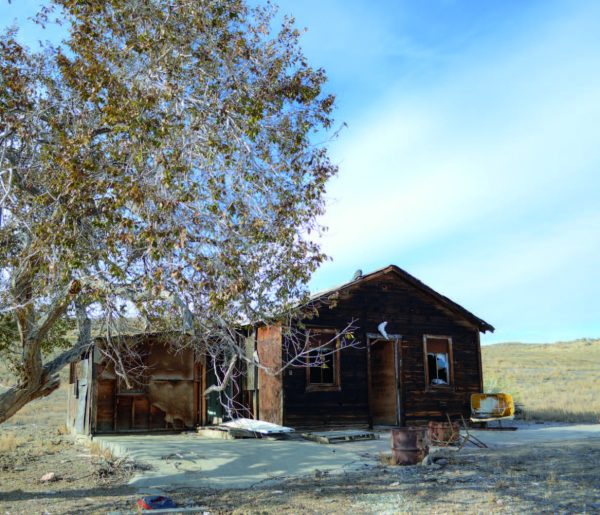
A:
306,329,340,391
424,336,453,387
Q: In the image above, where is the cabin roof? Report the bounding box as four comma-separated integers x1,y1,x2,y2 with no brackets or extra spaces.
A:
310,264,494,333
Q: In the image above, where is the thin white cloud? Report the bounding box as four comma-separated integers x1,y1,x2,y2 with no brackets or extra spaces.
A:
311,1,600,343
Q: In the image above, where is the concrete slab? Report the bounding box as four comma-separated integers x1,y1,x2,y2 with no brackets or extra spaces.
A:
94,422,600,491
95,432,391,490
468,421,600,447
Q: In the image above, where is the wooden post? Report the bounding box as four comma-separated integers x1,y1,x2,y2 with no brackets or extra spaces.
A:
394,338,401,426
366,333,373,428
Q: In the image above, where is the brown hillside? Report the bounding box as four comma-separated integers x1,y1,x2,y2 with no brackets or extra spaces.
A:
482,338,600,423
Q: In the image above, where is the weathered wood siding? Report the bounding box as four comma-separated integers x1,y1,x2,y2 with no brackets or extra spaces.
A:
257,325,283,425
66,356,93,434
282,340,369,428
282,272,482,427
95,376,115,432
91,337,200,434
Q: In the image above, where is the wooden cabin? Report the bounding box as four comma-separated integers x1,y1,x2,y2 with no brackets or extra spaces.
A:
67,264,493,435
254,265,493,428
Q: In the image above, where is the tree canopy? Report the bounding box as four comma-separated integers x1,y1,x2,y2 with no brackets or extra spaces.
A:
0,0,336,423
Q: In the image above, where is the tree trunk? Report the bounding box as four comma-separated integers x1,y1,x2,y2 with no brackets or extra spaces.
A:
0,375,60,424
0,275,86,425
0,337,94,425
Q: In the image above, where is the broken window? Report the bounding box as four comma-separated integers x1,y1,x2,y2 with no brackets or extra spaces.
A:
306,329,340,391
424,336,453,387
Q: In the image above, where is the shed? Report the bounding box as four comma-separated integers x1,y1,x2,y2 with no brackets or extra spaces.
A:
66,332,248,435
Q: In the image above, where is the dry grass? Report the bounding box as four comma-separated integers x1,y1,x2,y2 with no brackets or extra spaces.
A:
482,338,600,423
3,384,69,427
0,357,69,428
0,432,25,452
378,452,396,466
56,423,70,435
88,441,115,461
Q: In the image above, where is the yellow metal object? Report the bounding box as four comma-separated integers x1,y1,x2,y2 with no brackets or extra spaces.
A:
471,393,515,421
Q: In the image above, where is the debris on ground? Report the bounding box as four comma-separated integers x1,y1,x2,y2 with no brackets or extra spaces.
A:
136,495,177,510
221,418,295,435
302,430,379,444
96,455,150,481
197,418,295,440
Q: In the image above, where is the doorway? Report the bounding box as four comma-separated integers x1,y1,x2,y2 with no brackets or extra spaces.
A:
368,334,402,426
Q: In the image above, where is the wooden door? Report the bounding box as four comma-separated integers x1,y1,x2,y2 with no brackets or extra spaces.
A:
369,338,400,425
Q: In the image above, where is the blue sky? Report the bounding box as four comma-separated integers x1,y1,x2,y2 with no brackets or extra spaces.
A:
3,1,599,344
275,0,600,344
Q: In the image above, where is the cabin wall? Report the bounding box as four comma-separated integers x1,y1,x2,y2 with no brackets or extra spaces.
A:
400,327,480,424
282,341,369,428
283,274,482,427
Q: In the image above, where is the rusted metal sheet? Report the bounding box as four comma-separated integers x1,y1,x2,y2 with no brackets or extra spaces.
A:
257,324,283,425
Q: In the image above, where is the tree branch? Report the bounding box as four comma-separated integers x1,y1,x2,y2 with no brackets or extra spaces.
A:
204,354,237,396
34,279,81,343
42,299,92,379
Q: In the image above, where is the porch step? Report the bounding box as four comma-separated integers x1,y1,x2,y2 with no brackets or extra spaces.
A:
302,429,379,444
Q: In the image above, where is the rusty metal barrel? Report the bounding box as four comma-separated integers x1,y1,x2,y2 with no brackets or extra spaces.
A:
391,427,429,465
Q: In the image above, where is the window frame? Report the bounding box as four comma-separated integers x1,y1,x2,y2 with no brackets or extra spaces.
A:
305,328,341,392
423,335,454,390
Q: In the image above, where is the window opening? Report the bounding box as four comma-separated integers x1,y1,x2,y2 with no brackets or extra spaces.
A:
424,336,452,386
305,329,340,391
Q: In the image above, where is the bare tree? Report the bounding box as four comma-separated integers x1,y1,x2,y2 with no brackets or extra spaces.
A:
0,0,337,424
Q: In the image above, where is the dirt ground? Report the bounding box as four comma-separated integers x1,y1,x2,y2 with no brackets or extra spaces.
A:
1,421,599,514
0,422,138,514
